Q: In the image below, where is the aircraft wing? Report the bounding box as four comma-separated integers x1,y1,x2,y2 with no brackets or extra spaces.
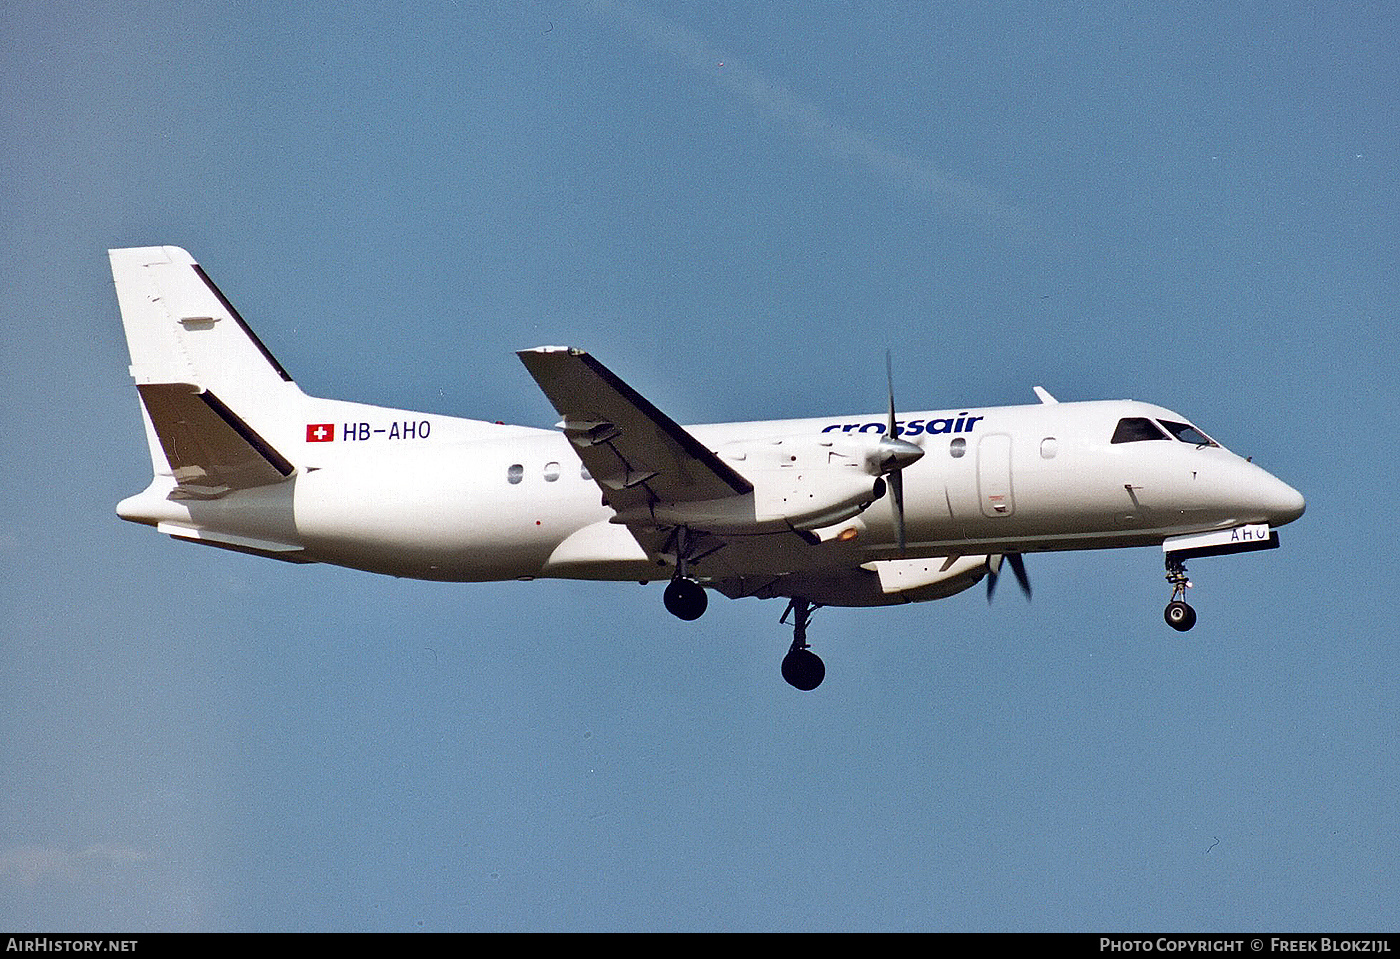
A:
517,347,753,520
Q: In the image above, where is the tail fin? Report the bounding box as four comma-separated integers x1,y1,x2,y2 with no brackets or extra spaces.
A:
110,246,305,489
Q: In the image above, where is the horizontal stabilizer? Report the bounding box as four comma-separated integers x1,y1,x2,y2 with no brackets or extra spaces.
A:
137,383,294,498
156,522,311,563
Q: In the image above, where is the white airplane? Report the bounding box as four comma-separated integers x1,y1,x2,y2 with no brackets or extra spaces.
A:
109,246,1305,690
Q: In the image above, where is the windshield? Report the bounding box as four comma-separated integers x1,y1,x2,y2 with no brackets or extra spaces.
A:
1158,420,1218,447
1111,417,1169,444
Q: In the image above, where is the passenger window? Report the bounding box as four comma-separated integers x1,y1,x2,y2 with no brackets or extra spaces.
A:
1111,418,1168,444
949,437,967,458
1158,420,1217,447
543,462,561,482
507,463,524,484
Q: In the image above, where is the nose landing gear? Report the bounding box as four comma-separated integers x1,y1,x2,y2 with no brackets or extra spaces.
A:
1164,554,1197,631
780,599,826,690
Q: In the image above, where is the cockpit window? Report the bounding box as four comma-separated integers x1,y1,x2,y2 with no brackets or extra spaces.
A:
1158,420,1217,447
1111,417,1169,443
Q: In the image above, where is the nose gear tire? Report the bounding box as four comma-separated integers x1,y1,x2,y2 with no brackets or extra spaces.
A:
1164,600,1197,632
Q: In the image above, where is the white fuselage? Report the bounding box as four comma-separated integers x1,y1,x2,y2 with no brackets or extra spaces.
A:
119,395,1306,597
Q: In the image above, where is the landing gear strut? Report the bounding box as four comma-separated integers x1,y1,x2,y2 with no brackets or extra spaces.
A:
663,525,708,621
780,599,825,690
1164,554,1197,632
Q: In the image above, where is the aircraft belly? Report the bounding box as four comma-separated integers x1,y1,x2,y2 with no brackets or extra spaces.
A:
711,568,898,607
541,519,655,580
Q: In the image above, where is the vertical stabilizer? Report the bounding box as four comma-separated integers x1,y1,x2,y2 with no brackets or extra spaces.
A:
110,245,296,392
110,246,305,483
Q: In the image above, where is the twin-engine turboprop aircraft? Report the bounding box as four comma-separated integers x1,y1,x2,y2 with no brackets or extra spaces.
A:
110,246,1305,690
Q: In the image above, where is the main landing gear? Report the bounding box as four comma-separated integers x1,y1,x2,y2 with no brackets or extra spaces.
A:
663,576,707,621
659,527,825,690
780,599,825,691
1164,554,1197,632
662,525,708,621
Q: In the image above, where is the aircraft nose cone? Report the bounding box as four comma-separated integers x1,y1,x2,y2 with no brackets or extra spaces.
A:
1258,472,1306,526
1271,480,1306,525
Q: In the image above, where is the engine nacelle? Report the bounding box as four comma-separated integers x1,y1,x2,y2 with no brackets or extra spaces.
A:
619,472,885,534
611,433,900,534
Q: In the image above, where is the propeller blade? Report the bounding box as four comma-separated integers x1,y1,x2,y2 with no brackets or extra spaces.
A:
885,350,897,440
882,350,916,552
1006,552,1032,600
986,553,1031,602
890,469,906,551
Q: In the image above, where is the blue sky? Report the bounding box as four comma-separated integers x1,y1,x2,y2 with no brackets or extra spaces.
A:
2,0,1396,931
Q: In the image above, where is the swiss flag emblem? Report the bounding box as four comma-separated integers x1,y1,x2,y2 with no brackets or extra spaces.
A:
306,423,335,442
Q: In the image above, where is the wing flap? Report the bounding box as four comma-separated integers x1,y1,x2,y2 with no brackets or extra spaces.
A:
518,348,752,516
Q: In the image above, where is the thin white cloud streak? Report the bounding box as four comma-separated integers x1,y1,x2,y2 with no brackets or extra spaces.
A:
585,0,1028,234
0,844,151,886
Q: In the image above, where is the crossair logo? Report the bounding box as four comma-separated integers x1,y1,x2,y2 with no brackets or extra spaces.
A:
821,413,985,437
